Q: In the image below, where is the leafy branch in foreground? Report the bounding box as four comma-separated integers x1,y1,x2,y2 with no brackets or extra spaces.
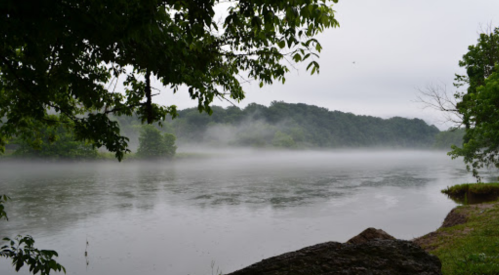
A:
1,236,66,275
0,195,65,275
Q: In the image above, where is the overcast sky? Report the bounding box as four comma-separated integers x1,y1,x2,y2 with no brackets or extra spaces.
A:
153,0,499,130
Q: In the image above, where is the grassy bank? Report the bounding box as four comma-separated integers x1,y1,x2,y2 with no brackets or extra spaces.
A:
414,201,499,274
441,183,499,204
442,183,499,197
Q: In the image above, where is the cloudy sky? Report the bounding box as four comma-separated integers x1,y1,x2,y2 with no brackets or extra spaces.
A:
154,0,499,130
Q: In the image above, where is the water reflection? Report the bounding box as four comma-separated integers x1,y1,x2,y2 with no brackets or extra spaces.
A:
0,151,467,235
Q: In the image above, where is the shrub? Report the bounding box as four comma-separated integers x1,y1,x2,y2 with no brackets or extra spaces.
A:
136,125,177,159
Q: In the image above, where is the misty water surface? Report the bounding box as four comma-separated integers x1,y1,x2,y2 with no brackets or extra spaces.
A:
0,150,483,274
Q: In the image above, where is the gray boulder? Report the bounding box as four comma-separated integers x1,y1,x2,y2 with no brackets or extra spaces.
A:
346,227,396,244
226,239,441,275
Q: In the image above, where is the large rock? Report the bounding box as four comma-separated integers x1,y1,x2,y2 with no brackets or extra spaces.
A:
226,239,441,275
441,208,467,228
346,227,396,244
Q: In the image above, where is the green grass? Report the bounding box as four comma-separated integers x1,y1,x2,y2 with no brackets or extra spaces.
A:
441,183,499,204
423,203,499,275
442,183,499,196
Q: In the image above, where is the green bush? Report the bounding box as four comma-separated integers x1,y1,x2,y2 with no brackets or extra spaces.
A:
136,125,177,159
12,116,97,159
272,131,296,148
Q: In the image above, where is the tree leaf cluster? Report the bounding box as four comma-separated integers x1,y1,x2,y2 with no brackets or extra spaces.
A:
1,195,65,275
1,235,66,275
449,27,499,179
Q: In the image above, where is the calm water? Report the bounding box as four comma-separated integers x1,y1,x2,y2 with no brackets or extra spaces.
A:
0,150,481,274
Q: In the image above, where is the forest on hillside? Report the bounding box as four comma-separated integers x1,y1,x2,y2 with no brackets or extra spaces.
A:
118,101,441,150
2,102,463,159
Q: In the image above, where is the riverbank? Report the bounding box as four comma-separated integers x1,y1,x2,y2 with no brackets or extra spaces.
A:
0,148,222,161
441,183,499,204
413,200,499,275
227,201,499,275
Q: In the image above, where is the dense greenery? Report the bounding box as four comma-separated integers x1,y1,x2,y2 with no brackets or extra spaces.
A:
8,115,98,159
0,0,339,160
168,101,440,148
2,102,441,154
137,125,177,159
433,128,465,150
449,27,499,179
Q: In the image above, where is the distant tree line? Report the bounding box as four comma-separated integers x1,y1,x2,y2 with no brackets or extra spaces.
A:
1,115,177,160
166,101,441,149
3,102,460,159
433,128,465,150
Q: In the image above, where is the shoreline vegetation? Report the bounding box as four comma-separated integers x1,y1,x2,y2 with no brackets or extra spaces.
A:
1,102,463,162
0,148,454,163
0,151,213,162
441,183,499,204
413,182,499,274
413,198,499,275
227,186,499,275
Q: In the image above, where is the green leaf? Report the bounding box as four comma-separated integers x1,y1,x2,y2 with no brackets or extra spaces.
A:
293,53,302,62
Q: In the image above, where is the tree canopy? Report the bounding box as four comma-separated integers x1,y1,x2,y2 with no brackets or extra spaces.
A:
137,125,176,159
0,0,339,160
9,115,98,159
449,27,499,179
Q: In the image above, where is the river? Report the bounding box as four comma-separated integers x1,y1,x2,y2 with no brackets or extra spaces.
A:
0,150,484,274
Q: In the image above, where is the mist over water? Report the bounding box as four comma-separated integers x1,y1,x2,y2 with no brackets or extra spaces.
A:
0,150,484,274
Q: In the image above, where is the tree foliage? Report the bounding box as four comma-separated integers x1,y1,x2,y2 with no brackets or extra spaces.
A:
0,195,65,275
0,0,340,160
1,236,66,275
450,68,499,179
163,102,440,148
449,27,499,179
137,125,177,159
10,115,97,159
272,131,296,148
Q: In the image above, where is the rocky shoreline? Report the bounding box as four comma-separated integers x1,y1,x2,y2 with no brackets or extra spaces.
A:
226,202,499,275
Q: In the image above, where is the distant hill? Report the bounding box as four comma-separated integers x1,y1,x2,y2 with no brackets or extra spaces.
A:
131,101,440,149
